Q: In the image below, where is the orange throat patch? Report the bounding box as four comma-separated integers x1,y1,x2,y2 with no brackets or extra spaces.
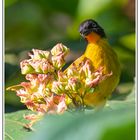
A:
85,32,101,43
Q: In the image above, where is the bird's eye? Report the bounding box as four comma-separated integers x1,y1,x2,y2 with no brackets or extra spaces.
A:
92,23,97,28
87,23,97,29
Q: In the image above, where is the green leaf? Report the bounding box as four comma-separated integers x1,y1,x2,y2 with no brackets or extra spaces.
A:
27,106,135,140
119,34,135,51
107,84,135,110
77,0,112,19
5,91,135,140
77,0,127,19
5,110,33,140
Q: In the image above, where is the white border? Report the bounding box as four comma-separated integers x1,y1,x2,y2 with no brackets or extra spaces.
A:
0,0,3,139
1,1,138,140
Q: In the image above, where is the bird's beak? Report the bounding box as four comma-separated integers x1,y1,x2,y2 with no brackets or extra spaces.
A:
80,33,85,38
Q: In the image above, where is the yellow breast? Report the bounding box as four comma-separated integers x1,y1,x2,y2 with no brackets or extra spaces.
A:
84,39,121,107
85,39,120,74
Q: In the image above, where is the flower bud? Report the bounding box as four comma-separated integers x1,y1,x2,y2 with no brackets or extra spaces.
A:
24,113,43,123
85,75,100,88
20,59,35,74
38,74,51,83
101,71,113,81
52,81,65,94
43,94,67,114
52,55,65,69
67,63,79,78
57,71,67,82
82,60,93,78
16,89,27,103
93,67,104,77
29,60,43,73
51,43,69,56
66,77,81,92
25,100,36,111
29,49,50,60
56,96,67,114
40,59,55,73
25,74,39,88
24,114,37,121
25,74,38,82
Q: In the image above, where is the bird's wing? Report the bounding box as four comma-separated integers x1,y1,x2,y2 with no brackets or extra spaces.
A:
64,55,85,72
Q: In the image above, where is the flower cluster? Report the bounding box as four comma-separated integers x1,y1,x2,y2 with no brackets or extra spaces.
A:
20,43,69,75
14,74,67,114
7,43,112,128
51,59,112,110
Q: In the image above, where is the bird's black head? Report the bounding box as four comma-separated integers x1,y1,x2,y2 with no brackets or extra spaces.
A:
79,19,106,38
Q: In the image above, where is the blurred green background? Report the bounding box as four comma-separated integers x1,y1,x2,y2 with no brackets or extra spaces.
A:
5,0,135,112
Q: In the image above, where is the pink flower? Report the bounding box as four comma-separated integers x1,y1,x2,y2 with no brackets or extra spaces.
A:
25,100,36,111
29,60,43,73
85,75,100,88
24,114,38,121
66,77,81,91
20,59,35,74
57,71,67,82
40,59,54,73
44,94,67,114
28,49,50,60
36,104,48,113
56,96,67,114
67,63,79,78
51,43,69,56
16,89,27,97
26,73,52,87
52,55,65,69
26,74,38,81
81,59,93,78
52,81,65,94
85,68,113,88
7,44,114,118
20,82,31,90
38,74,52,83
93,67,104,77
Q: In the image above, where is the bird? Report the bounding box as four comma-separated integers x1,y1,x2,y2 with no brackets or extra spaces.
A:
66,19,121,108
